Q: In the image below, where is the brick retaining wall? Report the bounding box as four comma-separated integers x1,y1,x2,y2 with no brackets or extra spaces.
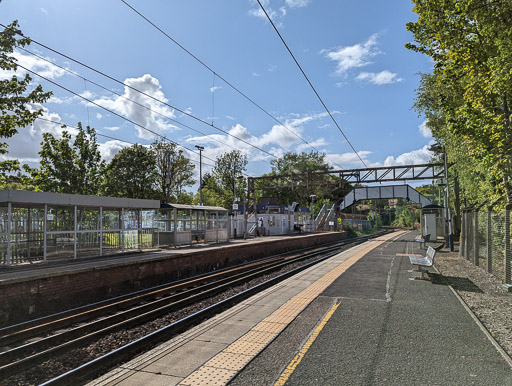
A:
0,232,347,326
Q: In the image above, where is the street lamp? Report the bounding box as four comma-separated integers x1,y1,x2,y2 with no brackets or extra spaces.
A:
195,145,204,206
237,175,246,239
310,194,316,232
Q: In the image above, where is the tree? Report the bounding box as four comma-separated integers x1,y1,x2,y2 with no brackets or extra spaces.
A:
101,144,158,199
406,1,512,203
267,151,338,206
25,123,105,194
202,150,248,209
0,21,51,183
151,140,195,203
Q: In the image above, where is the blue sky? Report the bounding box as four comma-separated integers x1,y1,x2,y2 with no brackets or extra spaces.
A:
1,0,434,188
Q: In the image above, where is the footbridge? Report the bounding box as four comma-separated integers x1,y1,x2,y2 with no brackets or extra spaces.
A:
337,185,432,211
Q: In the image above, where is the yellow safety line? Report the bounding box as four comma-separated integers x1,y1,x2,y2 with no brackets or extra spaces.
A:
274,301,340,386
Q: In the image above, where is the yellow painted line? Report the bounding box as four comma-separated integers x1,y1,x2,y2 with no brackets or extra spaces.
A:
274,302,340,386
178,231,405,385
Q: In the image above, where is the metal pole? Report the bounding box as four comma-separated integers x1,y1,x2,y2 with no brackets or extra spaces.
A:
505,204,511,285
7,202,11,266
74,205,77,259
44,204,47,263
195,145,204,206
444,148,454,251
473,210,479,266
487,208,492,273
100,207,103,257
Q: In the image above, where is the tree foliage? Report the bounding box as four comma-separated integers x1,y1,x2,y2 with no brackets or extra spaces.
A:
151,140,195,203
266,151,341,206
195,151,247,209
0,21,51,180
25,123,105,195
102,144,158,199
407,1,512,204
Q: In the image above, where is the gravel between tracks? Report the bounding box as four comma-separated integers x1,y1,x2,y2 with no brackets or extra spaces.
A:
434,249,512,358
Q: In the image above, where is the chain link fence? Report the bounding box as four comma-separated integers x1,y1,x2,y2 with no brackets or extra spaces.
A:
461,210,512,285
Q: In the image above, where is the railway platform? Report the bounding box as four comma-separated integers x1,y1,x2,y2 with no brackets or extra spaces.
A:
90,230,512,385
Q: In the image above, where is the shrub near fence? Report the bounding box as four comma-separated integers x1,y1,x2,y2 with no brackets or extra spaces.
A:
461,209,512,285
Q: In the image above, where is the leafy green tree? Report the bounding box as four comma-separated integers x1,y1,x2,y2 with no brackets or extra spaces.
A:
101,144,158,199
198,151,247,209
25,123,105,194
151,140,195,203
407,1,512,203
0,21,51,183
266,151,339,206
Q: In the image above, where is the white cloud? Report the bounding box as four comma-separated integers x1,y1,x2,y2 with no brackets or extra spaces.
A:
326,151,373,167
285,0,311,8
40,7,48,14
356,70,403,85
0,105,73,167
210,86,222,93
185,112,330,163
92,74,178,140
268,64,278,72
418,120,431,138
252,72,261,77
95,113,103,120
383,144,433,166
98,140,129,163
323,34,380,76
0,51,68,80
103,126,120,131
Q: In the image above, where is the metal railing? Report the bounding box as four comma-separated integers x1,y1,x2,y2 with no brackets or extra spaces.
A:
461,209,511,285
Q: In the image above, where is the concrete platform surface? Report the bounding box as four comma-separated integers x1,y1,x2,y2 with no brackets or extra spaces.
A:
89,231,512,385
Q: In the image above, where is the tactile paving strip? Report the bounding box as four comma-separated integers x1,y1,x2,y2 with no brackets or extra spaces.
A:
178,231,405,385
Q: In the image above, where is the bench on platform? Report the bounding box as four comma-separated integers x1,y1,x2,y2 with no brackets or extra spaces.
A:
415,233,431,248
409,246,436,280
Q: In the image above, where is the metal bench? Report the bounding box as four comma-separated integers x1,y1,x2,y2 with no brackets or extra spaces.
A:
415,233,430,248
409,246,436,280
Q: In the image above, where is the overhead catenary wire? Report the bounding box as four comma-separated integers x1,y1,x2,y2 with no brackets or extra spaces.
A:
256,0,368,168
35,116,218,169
17,47,255,160
18,64,224,165
0,24,278,161
119,0,344,169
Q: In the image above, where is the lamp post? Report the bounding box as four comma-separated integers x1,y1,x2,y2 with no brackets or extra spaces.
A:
310,194,316,232
195,145,204,206
237,175,246,239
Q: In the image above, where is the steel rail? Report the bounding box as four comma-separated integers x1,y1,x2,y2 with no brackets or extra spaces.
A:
42,231,388,385
0,233,387,380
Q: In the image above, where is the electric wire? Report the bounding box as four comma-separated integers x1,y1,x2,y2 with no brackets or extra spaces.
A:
256,0,368,168
17,47,254,159
35,117,218,169
18,63,224,165
119,0,344,169
0,24,278,161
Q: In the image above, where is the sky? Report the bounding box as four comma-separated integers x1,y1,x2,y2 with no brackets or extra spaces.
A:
0,0,435,190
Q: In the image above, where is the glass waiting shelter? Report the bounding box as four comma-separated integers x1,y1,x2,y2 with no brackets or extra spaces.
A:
155,204,228,247
0,190,160,266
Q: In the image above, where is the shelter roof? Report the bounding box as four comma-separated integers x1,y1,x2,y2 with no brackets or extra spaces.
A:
0,190,160,209
161,203,228,211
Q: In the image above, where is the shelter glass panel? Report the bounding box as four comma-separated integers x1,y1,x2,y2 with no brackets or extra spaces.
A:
103,210,120,230
207,211,217,230
218,212,227,229
123,209,139,230
47,206,74,232
177,209,190,220
78,208,100,231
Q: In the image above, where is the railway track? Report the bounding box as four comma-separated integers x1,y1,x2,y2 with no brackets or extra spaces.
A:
0,231,387,385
